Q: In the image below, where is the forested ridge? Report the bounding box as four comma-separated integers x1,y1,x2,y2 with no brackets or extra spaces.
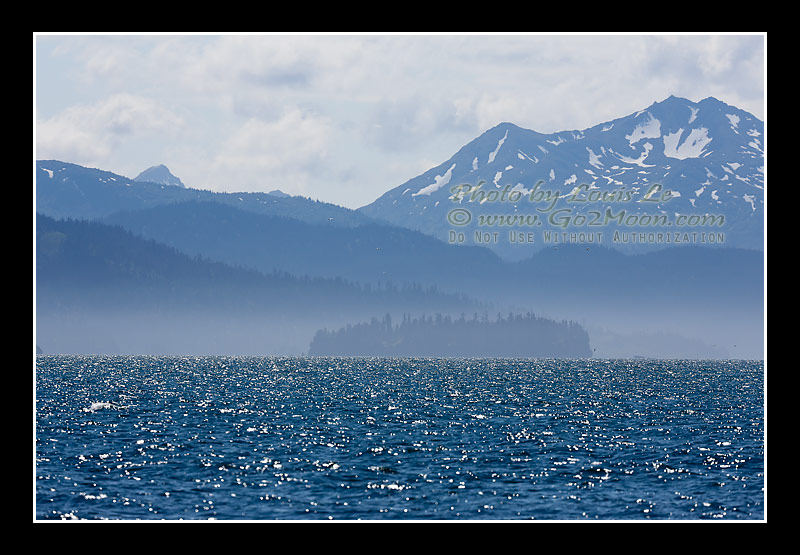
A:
309,312,592,358
36,214,473,313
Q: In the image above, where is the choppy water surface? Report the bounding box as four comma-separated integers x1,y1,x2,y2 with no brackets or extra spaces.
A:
35,356,764,520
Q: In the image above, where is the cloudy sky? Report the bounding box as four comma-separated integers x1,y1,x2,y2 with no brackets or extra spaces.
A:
34,33,765,209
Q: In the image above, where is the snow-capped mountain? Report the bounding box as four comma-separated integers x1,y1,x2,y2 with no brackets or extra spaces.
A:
134,164,186,188
359,96,764,259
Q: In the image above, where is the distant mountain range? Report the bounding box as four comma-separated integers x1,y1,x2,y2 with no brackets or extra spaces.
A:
36,160,372,226
34,95,765,358
359,96,764,260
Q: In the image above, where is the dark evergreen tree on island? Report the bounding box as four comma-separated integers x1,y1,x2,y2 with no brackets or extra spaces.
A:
308,312,592,358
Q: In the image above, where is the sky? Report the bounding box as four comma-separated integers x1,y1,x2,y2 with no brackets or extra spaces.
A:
34,33,766,209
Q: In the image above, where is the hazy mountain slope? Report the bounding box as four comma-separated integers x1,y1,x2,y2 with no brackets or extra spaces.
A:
100,200,503,293
99,199,763,310
36,215,476,355
94,197,763,358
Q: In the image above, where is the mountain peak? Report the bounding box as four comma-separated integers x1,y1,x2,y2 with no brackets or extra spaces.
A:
494,121,521,130
697,95,741,111
658,94,691,105
134,164,186,188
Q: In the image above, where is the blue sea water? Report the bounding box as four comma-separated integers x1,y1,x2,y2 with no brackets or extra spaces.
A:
35,356,765,520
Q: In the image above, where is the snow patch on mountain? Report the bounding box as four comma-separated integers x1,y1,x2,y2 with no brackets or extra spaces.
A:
510,183,531,195
663,128,712,159
587,147,604,169
747,138,763,154
615,143,655,167
626,114,661,146
413,163,456,196
488,130,508,164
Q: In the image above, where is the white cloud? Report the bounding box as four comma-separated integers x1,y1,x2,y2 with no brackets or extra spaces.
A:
205,109,334,195
36,93,184,165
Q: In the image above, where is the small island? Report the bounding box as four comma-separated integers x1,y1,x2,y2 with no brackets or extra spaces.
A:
309,312,592,358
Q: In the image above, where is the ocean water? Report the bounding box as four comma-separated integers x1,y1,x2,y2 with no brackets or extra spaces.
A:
35,356,765,520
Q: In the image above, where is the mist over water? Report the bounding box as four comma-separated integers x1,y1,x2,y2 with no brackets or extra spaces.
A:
36,355,764,520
